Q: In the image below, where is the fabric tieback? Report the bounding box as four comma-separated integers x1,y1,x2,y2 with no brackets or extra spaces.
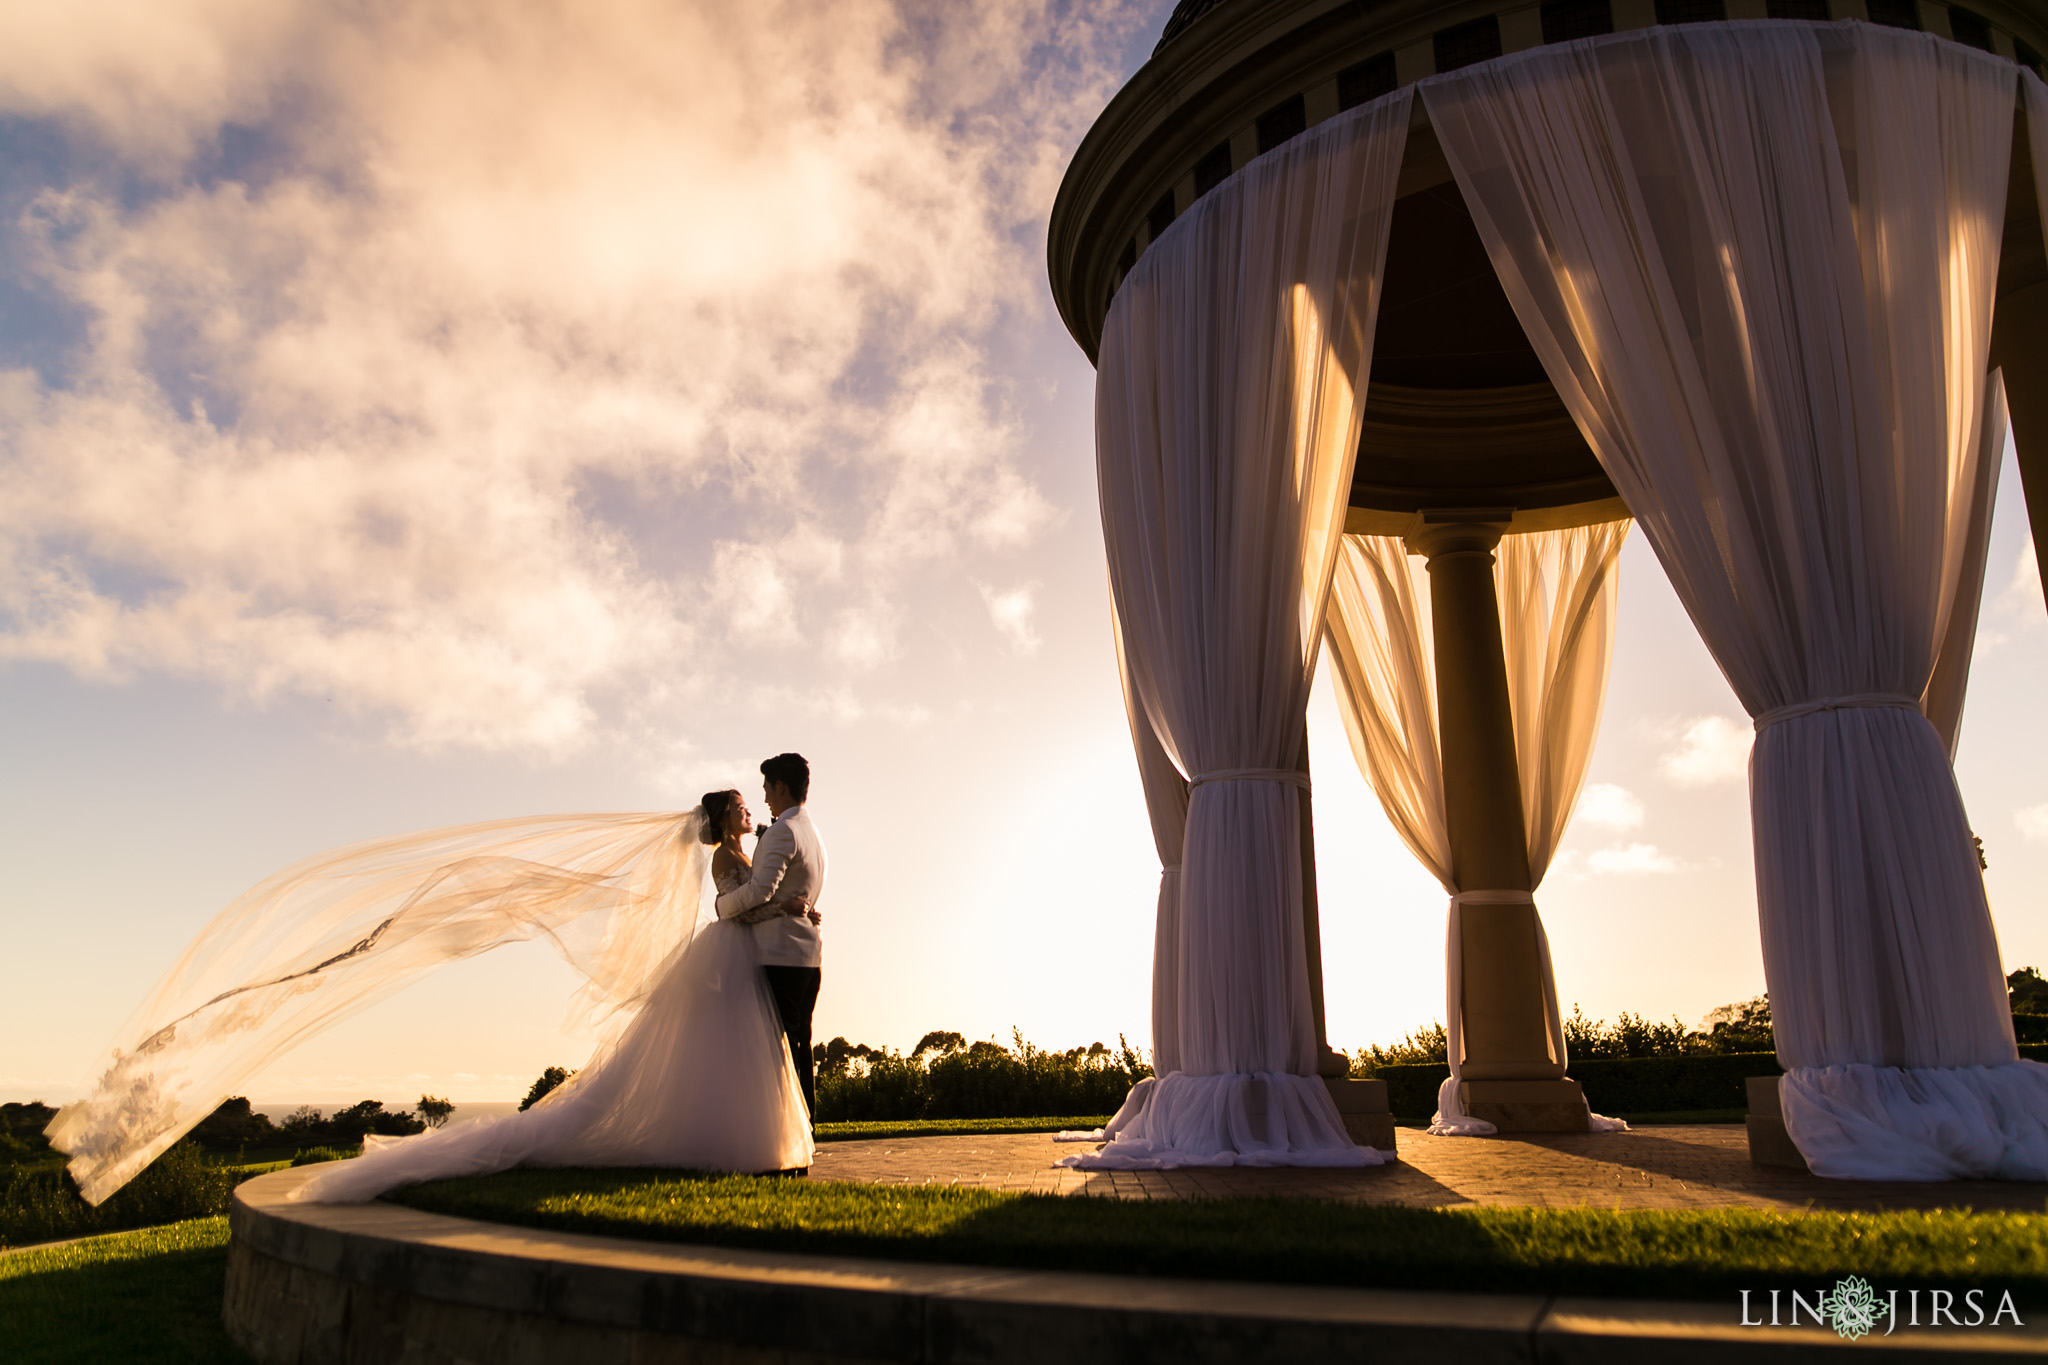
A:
1450,890,1535,906
1188,768,1312,790
1752,693,1921,733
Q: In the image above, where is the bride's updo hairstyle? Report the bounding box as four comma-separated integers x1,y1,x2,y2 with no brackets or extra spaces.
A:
698,790,741,844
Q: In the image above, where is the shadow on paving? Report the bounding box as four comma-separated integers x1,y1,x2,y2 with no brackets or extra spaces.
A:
1450,1128,2048,1214
1063,1159,1477,1209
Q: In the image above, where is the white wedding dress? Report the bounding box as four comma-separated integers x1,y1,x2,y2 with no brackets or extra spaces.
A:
292,861,814,1202
46,810,813,1207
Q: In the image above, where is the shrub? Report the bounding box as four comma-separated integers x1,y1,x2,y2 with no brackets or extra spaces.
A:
1354,998,1779,1081
0,1141,241,1249
2011,967,2048,1014
1697,995,1776,1054
1372,1053,1785,1120
0,1102,57,1168
1563,1007,1697,1060
1375,1063,1452,1119
815,1031,1149,1122
1572,1053,1783,1113
1348,1024,1448,1078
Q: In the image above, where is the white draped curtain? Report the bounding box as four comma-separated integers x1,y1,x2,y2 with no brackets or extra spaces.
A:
1324,523,1629,1134
1923,370,2005,757
1422,20,2046,1179
1114,603,1189,1085
1076,85,1415,1169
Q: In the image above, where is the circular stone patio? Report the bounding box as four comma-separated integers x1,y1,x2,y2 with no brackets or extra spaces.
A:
222,1145,2048,1365
810,1125,2048,1213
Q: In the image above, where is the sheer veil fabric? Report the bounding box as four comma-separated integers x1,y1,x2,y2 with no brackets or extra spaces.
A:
1075,86,1416,1170
1323,525,1630,1135
292,860,813,1203
1422,21,2045,1178
48,811,810,1204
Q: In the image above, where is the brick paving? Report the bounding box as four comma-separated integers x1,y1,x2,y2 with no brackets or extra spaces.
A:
806,1125,2048,1212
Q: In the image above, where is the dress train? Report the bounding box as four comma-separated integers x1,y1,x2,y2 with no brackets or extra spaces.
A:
292,909,813,1203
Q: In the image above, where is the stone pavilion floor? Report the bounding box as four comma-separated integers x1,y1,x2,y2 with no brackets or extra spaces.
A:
807,1124,2048,1213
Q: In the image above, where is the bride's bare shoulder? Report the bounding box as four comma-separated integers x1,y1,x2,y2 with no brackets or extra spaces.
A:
710,844,749,878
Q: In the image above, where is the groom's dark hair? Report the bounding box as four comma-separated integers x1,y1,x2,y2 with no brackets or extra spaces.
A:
761,752,810,804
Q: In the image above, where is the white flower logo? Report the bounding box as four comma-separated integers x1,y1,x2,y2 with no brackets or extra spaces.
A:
1819,1276,1883,1340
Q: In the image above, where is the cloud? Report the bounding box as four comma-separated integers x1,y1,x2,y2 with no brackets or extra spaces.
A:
1574,782,1644,832
979,582,1041,655
0,0,1142,752
1587,842,1683,875
1997,542,2046,624
2018,804,2048,844
1656,716,1751,787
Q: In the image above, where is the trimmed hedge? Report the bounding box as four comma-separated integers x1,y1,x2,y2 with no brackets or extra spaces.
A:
1376,1063,1446,1120
817,1040,1146,1122
1380,1055,1779,1120
1380,1044,2048,1121
1573,1053,1783,1114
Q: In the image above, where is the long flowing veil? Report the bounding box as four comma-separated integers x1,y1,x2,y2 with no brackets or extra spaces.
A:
48,810,709,1205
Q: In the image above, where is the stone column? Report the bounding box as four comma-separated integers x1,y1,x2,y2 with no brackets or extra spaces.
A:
1408,513,1589,1132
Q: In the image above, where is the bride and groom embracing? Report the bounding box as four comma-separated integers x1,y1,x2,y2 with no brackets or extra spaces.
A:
43,751,836,1208
283,752,831,1202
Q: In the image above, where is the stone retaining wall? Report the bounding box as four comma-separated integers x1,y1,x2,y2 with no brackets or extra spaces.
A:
223,1165,2038,1363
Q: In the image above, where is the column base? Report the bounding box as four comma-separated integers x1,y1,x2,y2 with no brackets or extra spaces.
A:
1459,1079,1590,1133
1743,1074,1809,1170
1322,1077,1397,1151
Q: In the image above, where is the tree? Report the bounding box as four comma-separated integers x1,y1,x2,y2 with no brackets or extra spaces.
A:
2010,968,2048,1015
520,1066,576,1111
1699,995,1773,1054
277,1101,423,1146
418,1095,455,1129
812,1037,878,1077
326,1100,424,1142
911,1031,966,1060
190,1097,278,1150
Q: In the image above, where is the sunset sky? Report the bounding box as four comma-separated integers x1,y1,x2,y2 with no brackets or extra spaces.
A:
2,0,2045,1110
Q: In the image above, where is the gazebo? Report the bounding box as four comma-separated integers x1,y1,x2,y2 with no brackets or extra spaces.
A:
1050,0,2048,1178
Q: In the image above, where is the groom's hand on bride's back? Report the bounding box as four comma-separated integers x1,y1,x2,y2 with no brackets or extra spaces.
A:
765,895,819,924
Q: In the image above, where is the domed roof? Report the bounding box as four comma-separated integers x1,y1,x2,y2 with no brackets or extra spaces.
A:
1153,0,1234,53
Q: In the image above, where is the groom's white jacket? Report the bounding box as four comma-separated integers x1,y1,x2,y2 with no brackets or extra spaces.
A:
714,803,825,968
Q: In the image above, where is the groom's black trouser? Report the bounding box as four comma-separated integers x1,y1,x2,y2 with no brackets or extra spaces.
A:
763,965,820,1126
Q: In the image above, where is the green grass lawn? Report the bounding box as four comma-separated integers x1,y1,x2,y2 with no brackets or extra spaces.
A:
0,1217,247,1364
392,1168,2048,1303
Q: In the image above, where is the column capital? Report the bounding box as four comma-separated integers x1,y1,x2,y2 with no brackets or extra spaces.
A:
1404,509,1513,561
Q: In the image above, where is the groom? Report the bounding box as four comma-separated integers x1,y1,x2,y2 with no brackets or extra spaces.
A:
715,752,825,1129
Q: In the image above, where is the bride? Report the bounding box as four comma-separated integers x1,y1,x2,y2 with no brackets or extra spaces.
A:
46,791,817,1207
